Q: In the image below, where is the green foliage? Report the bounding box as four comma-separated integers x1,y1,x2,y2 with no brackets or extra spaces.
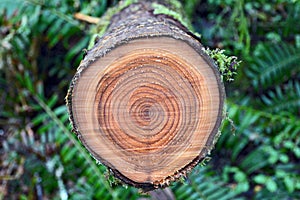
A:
218,101,300,197
246,43,300,90
190,1,300,198
1,0,300,199
171,167,241,200
261,81,300,114
0,0,140,199
215,53,300,196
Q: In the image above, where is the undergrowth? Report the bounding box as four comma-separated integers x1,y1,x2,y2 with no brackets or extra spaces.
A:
1,0,299,199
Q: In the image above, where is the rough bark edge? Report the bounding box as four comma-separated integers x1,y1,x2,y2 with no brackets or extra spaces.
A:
66,1,226,191
88,0,200,49
88,0,139,48
93,0,192,35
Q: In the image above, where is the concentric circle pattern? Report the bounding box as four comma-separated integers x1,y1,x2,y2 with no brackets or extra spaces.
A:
72,37,221,183
96,51,198,155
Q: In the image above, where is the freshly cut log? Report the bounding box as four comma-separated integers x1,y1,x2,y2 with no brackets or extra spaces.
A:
66,1,225,191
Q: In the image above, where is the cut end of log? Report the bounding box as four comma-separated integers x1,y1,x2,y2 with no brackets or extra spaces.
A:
67,36,224,190
66,1,225,191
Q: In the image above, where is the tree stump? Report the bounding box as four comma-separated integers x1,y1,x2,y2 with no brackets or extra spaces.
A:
66,1,225,191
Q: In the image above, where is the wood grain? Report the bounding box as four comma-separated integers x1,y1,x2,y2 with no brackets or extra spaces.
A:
66,1,225,191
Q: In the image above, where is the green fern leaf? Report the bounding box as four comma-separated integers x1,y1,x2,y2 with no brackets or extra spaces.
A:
172,167,240,200
247,43,300,90
260,81,300,115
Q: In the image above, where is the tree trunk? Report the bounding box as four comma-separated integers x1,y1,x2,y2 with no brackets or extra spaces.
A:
66,0,225,191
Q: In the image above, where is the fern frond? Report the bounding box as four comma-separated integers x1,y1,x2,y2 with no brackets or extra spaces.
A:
246,43,300,90
227,101,300,136
218,100,300,161
172,167,240,200
261,81,300,114
0,0,26,18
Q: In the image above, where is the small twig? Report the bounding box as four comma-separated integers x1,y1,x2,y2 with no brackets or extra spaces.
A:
74,13,100,24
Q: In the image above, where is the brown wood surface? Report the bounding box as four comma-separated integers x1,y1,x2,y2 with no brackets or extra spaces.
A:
66,1,225,191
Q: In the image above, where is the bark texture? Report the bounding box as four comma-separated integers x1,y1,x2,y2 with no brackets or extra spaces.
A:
66,1,225,191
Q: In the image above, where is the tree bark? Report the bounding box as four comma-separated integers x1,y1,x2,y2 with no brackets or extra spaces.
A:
66,0,225,191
